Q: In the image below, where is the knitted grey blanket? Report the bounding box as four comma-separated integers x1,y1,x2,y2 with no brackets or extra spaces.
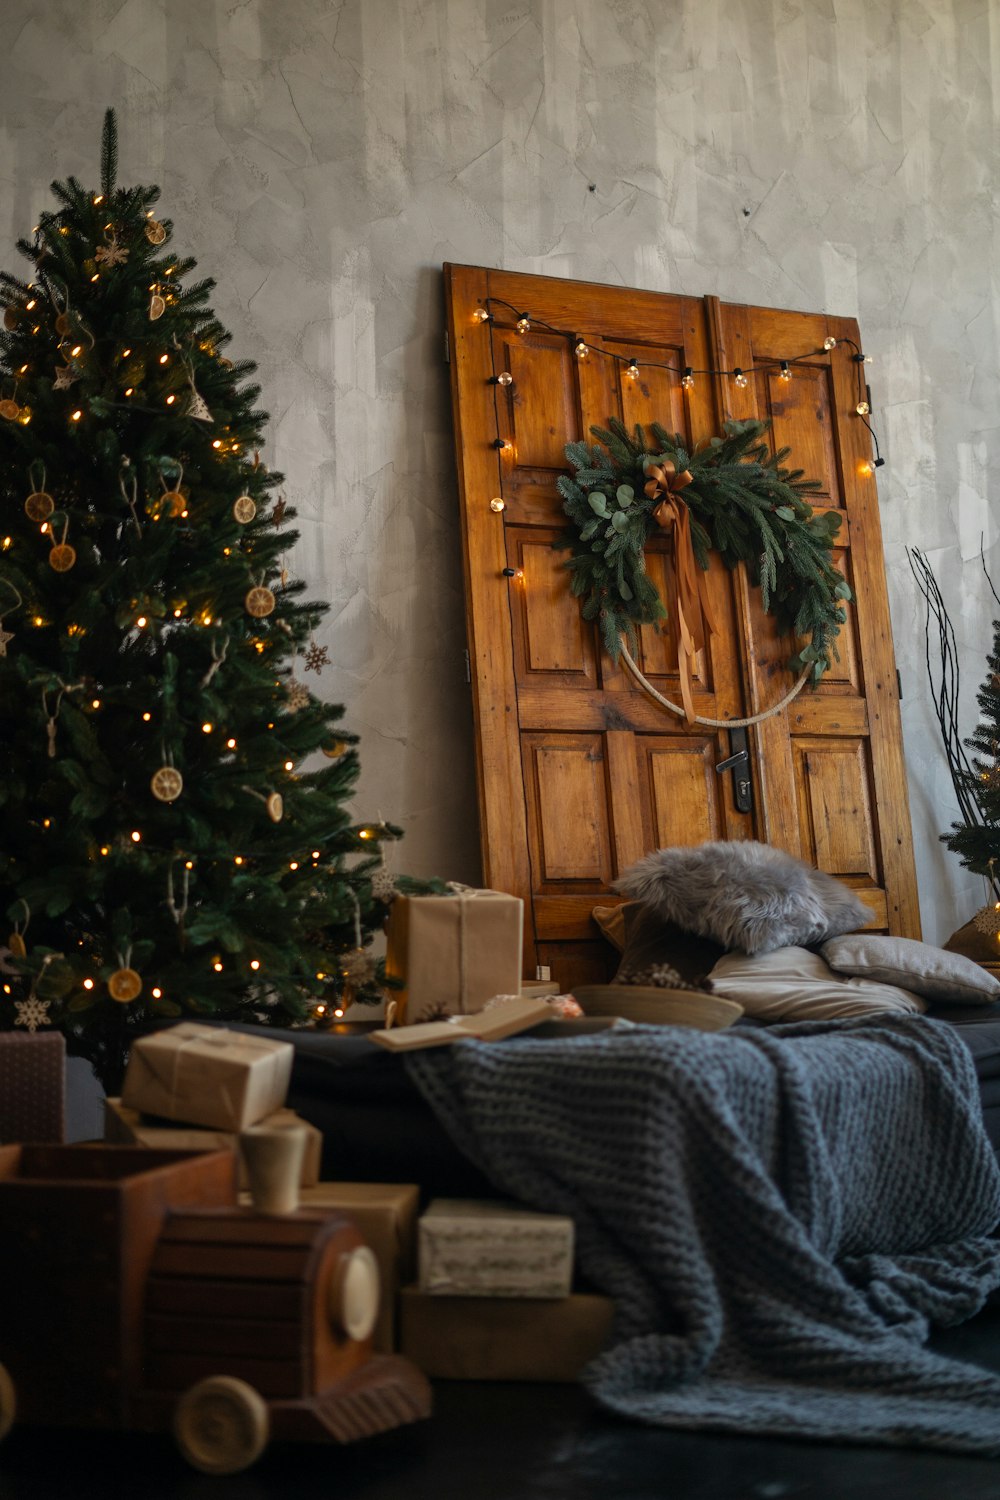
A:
407,1016,1000,1453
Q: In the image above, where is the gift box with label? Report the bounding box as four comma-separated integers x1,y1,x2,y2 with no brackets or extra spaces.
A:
418,1198,574,1299
385,888,524,1024
104,1097,322,1187
121,1022,293,1131
400,1288,613,1381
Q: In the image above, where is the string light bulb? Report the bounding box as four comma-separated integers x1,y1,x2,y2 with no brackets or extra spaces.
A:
130,830,141,843
212,959,223,972
733,368,748,389
492,371,513,387
779,361,791,382
202,722,213,734
136,616,147,628
142,711,151,722
473,307,491,322
226,737,237,749
284,759,294,771
625,360,640,380
250,959,261,971
70,409,82,422
516,313,531,333
289,860,299,871
574,339,588,359
823,336,837,351
856,400,870,416
151,987,162,999
83,979,94,990
490,497,505,513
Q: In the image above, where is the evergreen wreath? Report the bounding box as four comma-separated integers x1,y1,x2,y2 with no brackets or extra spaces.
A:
557,417,852,682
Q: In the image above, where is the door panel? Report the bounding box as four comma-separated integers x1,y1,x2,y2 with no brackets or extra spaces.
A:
445,265,920,983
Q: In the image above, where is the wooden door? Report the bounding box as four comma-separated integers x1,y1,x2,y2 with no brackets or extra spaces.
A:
445,265,920,988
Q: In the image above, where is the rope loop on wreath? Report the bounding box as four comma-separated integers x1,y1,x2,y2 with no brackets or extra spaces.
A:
618,640,811,728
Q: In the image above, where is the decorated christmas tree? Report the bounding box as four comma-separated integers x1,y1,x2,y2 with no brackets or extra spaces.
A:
944,617,1000,913
0,112,403,1090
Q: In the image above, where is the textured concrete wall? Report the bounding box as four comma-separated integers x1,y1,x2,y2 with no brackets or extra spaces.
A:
1,0,997,942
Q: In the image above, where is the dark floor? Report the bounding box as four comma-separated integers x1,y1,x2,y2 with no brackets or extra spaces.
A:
6,1304,1000,1500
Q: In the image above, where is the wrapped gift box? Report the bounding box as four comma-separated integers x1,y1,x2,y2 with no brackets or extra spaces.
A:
385,889,524,1024
418,1198,574,1298
0,1032,65,1144
400,1288,613,1381
121,1022,293,1131
292,1183,420,1352
105,1097,321,1187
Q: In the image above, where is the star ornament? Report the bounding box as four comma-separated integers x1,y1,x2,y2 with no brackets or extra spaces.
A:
53,365,80,391
0,625,13,657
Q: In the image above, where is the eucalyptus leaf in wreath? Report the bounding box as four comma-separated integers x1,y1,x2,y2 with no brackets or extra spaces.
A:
556,416,852,679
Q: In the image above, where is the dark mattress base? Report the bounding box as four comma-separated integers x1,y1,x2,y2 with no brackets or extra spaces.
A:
270,1008,1000,1199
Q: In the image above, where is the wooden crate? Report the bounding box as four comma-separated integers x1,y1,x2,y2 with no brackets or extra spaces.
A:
0,1145,236,1428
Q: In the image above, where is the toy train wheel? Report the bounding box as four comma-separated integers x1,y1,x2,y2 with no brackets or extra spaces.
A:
0,1363,15,1442
173,1375,270,1475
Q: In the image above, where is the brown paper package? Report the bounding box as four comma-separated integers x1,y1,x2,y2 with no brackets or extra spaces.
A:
399,1287,614,1381
121,1022,293,1130
385,890,524,1024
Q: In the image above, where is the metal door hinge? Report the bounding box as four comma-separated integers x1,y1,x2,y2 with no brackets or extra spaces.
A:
897,669,902,699
444,330,450,364
464,648,471,684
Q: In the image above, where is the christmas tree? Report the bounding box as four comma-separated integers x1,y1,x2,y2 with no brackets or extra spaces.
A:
944,618,1000,900
0,111,403,1090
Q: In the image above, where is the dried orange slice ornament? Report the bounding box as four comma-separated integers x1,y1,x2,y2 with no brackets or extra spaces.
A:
108,968,143,1003
151,766,184,803
25,490,54,521
245,586,276,618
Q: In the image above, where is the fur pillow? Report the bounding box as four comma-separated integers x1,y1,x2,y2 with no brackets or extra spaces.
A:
615,840,872,956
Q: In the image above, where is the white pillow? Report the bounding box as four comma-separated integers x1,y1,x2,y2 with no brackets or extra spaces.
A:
708,946,926,1022
820,934,1000,1006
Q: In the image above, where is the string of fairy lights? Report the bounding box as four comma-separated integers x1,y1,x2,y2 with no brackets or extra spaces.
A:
474,295,883,527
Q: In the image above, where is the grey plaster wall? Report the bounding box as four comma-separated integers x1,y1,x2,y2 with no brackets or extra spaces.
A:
1,0,997,943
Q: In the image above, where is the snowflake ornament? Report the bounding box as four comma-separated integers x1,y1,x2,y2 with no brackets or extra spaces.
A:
303,641,329,675
14,994,51,1032
286,677,310,712
973,904,1000,938
370,866,397,903
341,947,376,985
95,237,129,267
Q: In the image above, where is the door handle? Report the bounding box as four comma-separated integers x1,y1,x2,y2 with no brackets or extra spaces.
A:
715,727,753,814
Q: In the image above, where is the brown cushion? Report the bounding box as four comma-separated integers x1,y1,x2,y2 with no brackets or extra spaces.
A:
613,904,726,989
592,905,628,953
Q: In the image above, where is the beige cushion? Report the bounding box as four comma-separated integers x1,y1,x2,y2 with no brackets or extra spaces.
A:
708,946,926,1022
820,934,1000,1005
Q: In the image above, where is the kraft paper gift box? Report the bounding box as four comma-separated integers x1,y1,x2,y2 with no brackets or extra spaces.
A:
385,889,524,1024
292,1182,420,1353
121,1022,293,1131
104,1097,322,1188
418,1198,574,1299
399,1289,614,1381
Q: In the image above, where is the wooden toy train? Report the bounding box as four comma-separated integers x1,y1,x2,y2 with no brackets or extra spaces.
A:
0,1144,432,1474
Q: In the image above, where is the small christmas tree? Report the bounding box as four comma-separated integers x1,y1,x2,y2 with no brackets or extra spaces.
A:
943,618,1000,919
0,112,403,1089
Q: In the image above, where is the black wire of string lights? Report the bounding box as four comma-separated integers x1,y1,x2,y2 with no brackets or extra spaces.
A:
476,295,883,473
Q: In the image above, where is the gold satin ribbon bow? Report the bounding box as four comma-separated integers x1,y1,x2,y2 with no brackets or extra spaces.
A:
643,461,718,724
